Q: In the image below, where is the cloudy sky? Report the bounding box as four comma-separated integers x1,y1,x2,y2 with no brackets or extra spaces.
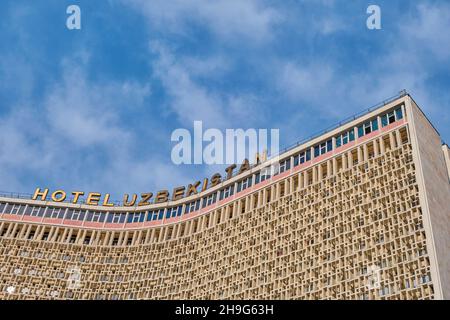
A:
0,0,449,200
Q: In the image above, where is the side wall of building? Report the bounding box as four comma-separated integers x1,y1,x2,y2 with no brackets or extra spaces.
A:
443,144,450,182
407,97,450,300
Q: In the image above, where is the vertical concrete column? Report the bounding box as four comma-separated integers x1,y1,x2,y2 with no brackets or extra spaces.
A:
395,129,402,147
389,132,396,149
333,158,338,175
380,137,386,154
363,144,369,162
304,171,309,188
327,160,332,177
298,173,303,190
358,147,363,163
313,167,318,183
348,151,353,168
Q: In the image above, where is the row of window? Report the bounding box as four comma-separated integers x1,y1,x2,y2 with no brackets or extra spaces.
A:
0,107,405,225
309,106,404,160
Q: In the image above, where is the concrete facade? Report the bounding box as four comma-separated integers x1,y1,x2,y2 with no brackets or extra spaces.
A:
0,93,448,300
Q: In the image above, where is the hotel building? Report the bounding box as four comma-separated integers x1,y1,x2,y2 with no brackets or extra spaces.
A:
0,92,449,300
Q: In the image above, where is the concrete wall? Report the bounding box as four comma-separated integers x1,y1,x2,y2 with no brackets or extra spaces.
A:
407,97,450,300
443,144,450,182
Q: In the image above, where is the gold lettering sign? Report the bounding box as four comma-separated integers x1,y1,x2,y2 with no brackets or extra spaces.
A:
32,158,256,207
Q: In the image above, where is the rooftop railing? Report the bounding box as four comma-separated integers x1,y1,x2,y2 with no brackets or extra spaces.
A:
0,90,408,206
267,89,407,158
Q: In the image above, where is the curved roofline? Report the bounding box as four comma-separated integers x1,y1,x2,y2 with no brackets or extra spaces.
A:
0,90,410,213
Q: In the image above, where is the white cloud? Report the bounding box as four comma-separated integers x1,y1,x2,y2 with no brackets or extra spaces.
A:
125,0,281,43
401,3,450,61
0,53,195,198
150,41,266,128
278,62,335,105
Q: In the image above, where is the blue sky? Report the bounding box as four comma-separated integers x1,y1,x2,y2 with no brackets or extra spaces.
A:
0,0,449,200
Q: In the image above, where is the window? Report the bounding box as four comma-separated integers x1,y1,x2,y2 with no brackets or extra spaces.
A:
220,186,235,200
0,203,6,214
294,150,311,166
336,130,355,148
10,204,25,215
66,209,85,221
314,139,333,157
146,210,155,221
271,162,280,176
86,211,98,222
127,212,145,223
107,212,126,224
237,176,252,193
381,107,403,127
242,176,252,189
395,107,403,120
203,193,217,207
147,209,164,221
166,206,183,218
45,207,65,219
279,158,291,173
358,119,379,137
25,206,45,217
185,200,200,213
260,167,271,182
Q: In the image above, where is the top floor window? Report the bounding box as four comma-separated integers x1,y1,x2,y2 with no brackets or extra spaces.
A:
381,107,403,127
166,206,183,218
0,203,6,214
336,130,355,148
314,139,333,157
260,166,272,182
237,176,253,193
9,204,25,215
107,212,126,224
279,158,291,174
220,185,235,200
358,119,378,138
45,207,65,219
127,212,145,223
145,209,165,220
185,200,201,213
66,209,85,221
294,150,311,166
203,193,217,208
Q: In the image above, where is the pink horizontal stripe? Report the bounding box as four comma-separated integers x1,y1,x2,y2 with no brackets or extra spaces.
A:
2,213,22,221
104,223,124,229
142,220,164,227
83,221,104,228
22,215,43,222
312,153,329,164
381,119,405,132
44,218,64,225
0,120,408,230
357,130,378,143
334,141,356,154
63,220,83,226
